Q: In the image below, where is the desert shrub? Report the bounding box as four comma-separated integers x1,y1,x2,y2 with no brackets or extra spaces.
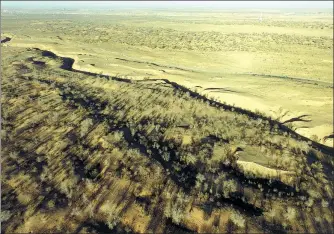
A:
310,134,320,142
211,144,229,164
195,173,205,188
47,200,55,209
162,152,170,162
8,151,19,160
164,191,189,224
230,211,245,229
284,207,296,223
106,203,120,230
80,118,93,138
180,153,197,165
164,204,184,224
222,179,238,198
0,210,12,222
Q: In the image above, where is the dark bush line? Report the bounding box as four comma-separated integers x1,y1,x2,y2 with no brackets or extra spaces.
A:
34,47,333,156
39,77,199,192
1,36,11,43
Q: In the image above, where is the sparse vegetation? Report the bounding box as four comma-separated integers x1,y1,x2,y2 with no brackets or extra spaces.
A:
1,7,333,234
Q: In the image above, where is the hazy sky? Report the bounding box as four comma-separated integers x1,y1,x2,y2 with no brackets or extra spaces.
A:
2,1,333,10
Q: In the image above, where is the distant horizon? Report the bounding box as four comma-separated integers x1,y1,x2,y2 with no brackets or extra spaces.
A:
1,1,333,10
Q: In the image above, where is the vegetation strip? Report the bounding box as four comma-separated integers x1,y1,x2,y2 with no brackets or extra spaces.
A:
2,41,333,234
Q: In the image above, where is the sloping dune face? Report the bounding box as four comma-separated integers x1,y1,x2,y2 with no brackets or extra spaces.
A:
2,46,333,234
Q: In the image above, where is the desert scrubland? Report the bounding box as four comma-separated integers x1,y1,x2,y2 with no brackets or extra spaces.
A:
1,8,333,234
